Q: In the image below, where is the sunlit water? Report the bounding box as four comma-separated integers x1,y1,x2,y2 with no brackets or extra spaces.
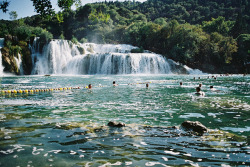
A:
0,75,249,166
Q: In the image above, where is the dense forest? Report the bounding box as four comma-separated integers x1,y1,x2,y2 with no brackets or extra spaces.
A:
0,0,250,74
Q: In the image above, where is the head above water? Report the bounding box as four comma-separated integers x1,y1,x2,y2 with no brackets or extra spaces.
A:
196,87,201,92
88,84,92,89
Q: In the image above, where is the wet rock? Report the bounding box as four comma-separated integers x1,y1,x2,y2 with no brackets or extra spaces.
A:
181,121,207,135
107,121,125,127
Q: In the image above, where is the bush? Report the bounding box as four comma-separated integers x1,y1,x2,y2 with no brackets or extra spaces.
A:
131,47,144,53
32,27,43,36
14,26,32,41
39,30,53,44
71,36,78,44
80,38,87,43
59,33,65,40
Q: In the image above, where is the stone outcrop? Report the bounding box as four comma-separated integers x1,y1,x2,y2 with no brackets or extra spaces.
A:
181,121,208,135
107,121,125,127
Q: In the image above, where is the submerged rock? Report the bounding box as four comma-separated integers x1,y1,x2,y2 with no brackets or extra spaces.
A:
107,121,125,127
181,121,208,135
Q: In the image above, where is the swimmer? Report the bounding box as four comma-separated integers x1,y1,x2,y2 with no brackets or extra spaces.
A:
179,82,183,86
88,84,92,89
146,83,149,88
210,86,220,92
210,85,215,90
195,87,205,96
113,81,118,86
199,83,202,87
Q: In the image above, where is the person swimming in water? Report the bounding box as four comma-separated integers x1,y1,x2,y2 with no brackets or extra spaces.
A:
146,83,149,88
88,84,92,89
180,82,183,86
113,81,118,86
195,87,205,96
210,85,221,92
210,85,215,90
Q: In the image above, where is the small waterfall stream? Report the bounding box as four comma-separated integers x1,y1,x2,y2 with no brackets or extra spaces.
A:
0,38,4,76
31,40,172,75
14,53,24,75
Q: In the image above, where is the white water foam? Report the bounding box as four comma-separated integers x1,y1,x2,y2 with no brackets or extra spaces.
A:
14,53,24,75
31,40,172,75
0,38,5,76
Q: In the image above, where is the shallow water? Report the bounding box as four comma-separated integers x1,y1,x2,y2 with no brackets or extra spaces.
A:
0,74,249,166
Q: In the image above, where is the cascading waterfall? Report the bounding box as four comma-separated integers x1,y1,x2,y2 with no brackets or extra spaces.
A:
0,38,4,76
31,40,172,75
14,53,24,75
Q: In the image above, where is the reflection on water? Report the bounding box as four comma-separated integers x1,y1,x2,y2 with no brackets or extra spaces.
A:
0,75,249,166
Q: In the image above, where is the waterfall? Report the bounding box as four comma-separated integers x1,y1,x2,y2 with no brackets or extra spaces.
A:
14,53,24,75
0,38,4,76
31,40,172,75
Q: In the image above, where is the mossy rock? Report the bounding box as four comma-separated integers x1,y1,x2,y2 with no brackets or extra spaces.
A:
77,46,85,55
21,47,32,75
87,45,94,53
1,47,19,74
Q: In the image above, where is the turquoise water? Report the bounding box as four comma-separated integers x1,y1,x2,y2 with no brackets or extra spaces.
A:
0,75,249,166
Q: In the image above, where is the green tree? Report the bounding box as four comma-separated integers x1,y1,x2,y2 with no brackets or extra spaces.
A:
0,0,9,13
9,11,18,20
14,26,32,41
31,0,55,18
57,0,74,10
230,11,247,38
235,34,250,72
202,16,234,36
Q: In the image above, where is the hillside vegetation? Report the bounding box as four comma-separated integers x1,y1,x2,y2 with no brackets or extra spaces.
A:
0,0,249,74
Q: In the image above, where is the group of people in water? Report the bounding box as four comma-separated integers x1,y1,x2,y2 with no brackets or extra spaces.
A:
86,77,221,97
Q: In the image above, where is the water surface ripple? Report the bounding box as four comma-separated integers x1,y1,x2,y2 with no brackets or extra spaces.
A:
0,75,249,166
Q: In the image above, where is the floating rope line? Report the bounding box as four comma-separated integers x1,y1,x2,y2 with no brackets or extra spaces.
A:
0,80,177,95
0,87,81,95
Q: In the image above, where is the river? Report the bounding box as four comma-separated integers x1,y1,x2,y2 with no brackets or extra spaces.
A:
0,74,249,166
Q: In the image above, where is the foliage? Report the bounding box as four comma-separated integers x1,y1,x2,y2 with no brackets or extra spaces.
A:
57,0,74,10
0,0,9,13
59,33,65,40
14,26,32,41
131,47,144,53
71,36,78,44
31,0,55,18
38,29,53,43
89,9,110,23
80,38,87,43
9,11,18,20
236,34,250,72
202,17,234,36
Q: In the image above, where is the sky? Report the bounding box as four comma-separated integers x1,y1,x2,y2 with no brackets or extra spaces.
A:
0,0,146,20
